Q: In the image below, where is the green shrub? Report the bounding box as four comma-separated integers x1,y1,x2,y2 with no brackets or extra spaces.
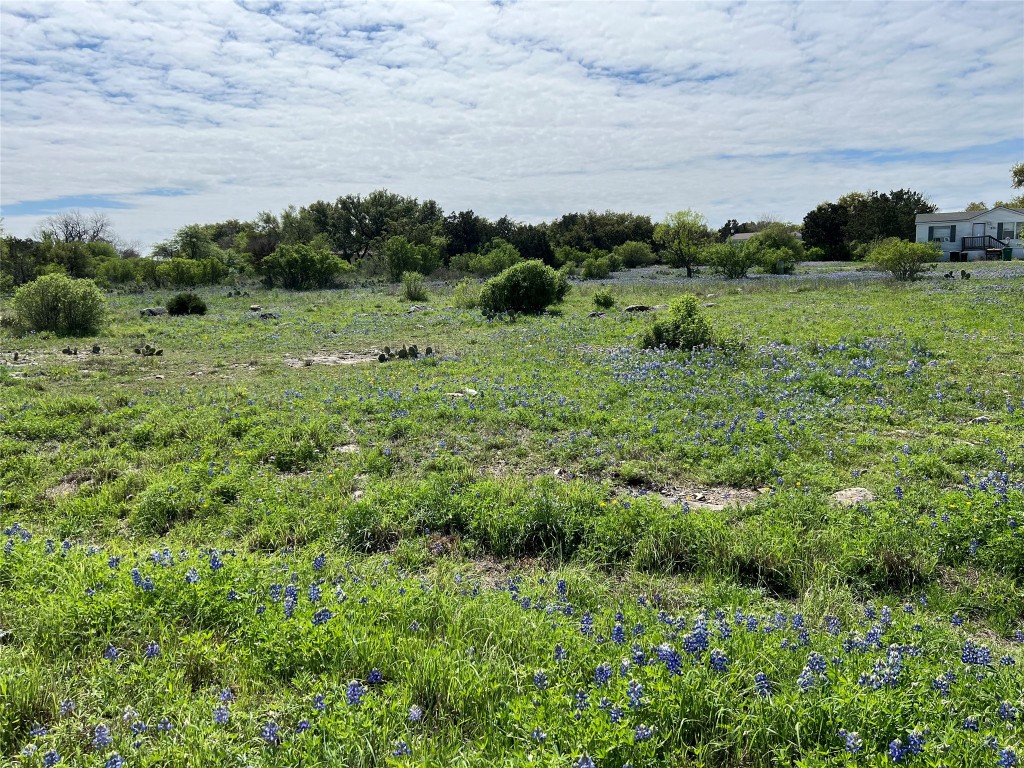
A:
478,260,569,315
260,243,350,289
639,294,714,350
745,224,803,274
593,289,615,309
12,273,106,335
868,237,940,280
166,292,208,316
612,240,656,268
754,246,797,275
703,243,754,279
401,271,429,301
580,256,612,279
452,278,481,309
453,239,522,276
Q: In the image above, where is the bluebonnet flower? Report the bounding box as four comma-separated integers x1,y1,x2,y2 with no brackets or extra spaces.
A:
367,668,384,684
754,671,771,697
709,649,729,673
392,740,411,756
619,658,631,677
108,556,121,570
308,583,322,603
312,694,326,711
573,689,589,711
131,720,146,735
408,705,423,722
594,662,612,686
283,596,296,619
312,608,333,625
218,688,234,702
962,716,979,731
837,729,862,754
106,754,124,768
1000,655,1016,666
888,739,906,762
296,719,310,734
346,681,365,707
533,670,548,690
998,702,1018,721
226,589,240,602
531,726,546,742
104,645,120,662
185,568,199,584
998,748,1018,768
260,720,280,744
213,705,230,724
627,680,643,708
634,724,656,742
59,699,75,715
580,613,594,636
932,672,952,697
576,756,595,768
29,723,48,737
144,641,161,659
554,644,567,662
612,623,626,644
557,579,567,596
312,553,326,571
906,729,925,755
157,718,174,732
409,620,421,632
93,723,112,749
209,551,223,571
609,705,624,723
962,641,992,665
43,751,61,767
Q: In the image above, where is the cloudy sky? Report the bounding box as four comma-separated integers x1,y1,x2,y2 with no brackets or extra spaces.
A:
2,0,1022,251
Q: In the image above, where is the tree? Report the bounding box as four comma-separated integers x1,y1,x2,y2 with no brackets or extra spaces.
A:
844,189,936,243
653,210,713,277
994,163,1024,208
37,210,115,243
802,202,850,260
964,201,988,212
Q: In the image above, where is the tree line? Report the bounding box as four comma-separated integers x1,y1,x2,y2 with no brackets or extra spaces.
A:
5,172,1018,292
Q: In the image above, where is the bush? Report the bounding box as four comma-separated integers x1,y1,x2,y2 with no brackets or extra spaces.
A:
166,292,208,316
745,224,803,274
580,256,612,279
12,273,106,335
260,243,350,289
401,271,428,301
452,278,481,309
593,289,615,309
613,240,656,268
754,247,797,276
478,260,569,315
868,238,940,280
703,243,754,279
639,294,713,350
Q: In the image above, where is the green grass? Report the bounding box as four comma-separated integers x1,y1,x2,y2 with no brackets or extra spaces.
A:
1,263,1022,766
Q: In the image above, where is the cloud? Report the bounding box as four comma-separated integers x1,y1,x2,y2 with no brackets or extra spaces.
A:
1,0,1022,251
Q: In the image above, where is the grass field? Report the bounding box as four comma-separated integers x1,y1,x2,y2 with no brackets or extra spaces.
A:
2,262,1023,767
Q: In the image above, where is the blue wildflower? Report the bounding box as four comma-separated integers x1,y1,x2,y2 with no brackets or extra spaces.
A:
533,670,548,690
105,754,124,768
260,720,279,745
634,724,656,742
392,740,411,756
43,751,61,767
144,641,161,659
213,705,230,724
93,723,112,749
531,726,546,742
346,681,365,707
408,705,423,722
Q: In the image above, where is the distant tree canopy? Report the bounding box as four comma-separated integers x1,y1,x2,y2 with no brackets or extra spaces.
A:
802,189,936,260
1,180,962,293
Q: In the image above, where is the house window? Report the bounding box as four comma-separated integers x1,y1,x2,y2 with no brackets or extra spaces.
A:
1002,222,1019,240
931,226,952,242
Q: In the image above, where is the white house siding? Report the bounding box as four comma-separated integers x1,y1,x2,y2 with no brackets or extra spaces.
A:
915,208,1024,261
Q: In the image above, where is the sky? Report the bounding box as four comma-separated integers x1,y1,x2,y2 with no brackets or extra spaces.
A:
1,0,1022,253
